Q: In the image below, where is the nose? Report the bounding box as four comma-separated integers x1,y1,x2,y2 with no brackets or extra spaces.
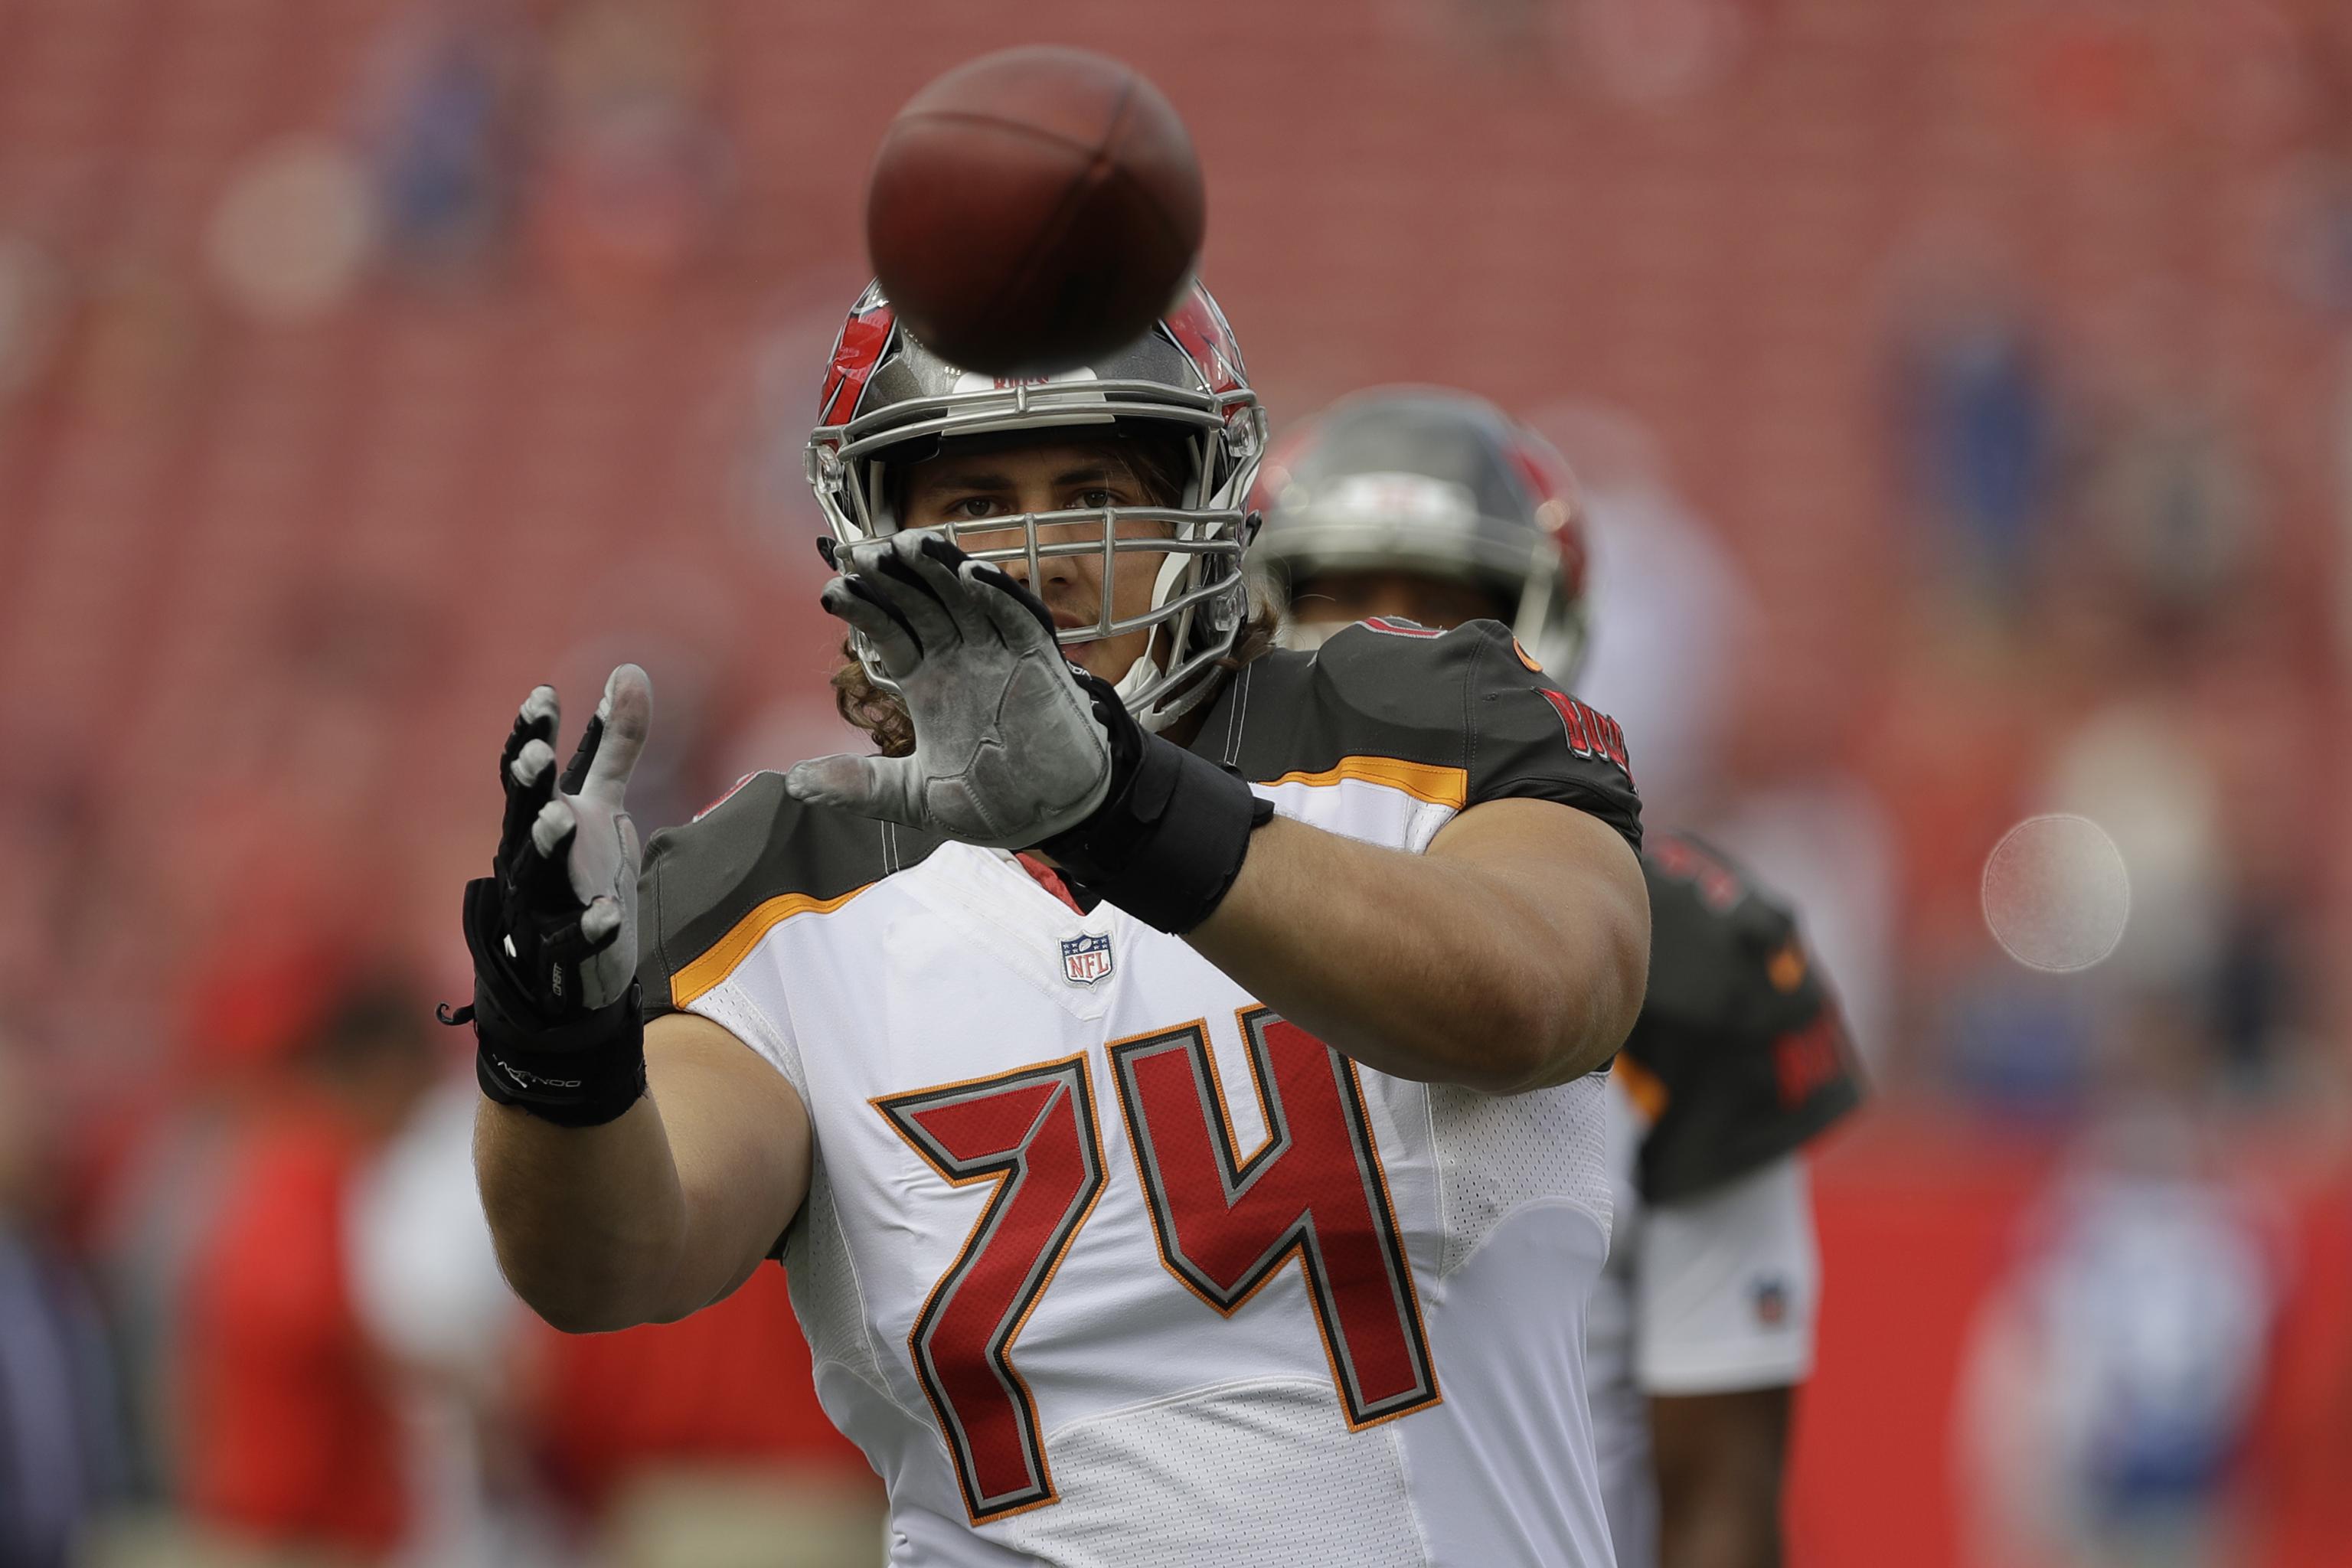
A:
975,522,1083,602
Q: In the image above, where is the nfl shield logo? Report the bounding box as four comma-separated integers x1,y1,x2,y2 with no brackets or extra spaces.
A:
1060,933,1114,987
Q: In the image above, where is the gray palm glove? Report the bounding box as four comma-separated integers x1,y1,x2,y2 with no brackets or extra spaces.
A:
783,531,1112,848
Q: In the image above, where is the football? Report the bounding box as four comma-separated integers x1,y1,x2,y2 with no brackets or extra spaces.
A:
865,46,1205,377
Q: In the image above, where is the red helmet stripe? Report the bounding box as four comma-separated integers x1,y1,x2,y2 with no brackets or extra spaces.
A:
818,293,898,425
1161,282,1246,396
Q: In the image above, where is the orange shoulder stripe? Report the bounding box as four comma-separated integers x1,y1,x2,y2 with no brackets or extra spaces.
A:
1261,756,1468,812
671,884,871,1008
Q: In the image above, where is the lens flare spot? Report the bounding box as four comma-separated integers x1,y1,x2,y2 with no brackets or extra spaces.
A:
1981,814,2131,973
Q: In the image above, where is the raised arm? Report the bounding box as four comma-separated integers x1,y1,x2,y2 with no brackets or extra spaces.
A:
475,1011,808,1333
1187,799,1648,1093
782,533,1648,1095
457,670,807,1334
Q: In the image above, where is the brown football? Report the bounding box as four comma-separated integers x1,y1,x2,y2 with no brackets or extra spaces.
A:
865,47,1204,376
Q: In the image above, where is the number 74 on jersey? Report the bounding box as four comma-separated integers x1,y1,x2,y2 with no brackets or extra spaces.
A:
874,1006,1443,1523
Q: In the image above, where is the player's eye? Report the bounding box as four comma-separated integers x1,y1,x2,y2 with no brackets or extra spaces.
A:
946,495,1006,520
1073,487,1121,510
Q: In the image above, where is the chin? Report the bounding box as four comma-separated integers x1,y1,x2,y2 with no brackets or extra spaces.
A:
1070,642,1140,683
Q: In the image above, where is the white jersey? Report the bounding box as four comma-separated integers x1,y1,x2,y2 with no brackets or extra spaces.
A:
634,624,1645,1566
1580,837,1863,1568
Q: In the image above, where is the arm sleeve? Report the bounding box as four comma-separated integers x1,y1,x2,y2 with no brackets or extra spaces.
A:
1465,625,1642,849
632,789,812,1105
1236,622,1641,850
1635,1152,1821,1396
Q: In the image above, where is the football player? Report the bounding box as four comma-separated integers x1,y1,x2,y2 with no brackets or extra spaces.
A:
454,286,1653,1565
1255,387,1865,1568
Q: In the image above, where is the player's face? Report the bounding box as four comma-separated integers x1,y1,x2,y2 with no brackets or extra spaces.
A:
1289,570,1508,639
900,439,1175,684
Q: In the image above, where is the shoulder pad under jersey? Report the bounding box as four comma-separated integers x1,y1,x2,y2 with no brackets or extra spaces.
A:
1619,831,1864,1204
635,772,943,1019
1207,618,1641,851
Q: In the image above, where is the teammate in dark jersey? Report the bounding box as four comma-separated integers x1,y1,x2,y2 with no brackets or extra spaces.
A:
452,290,1655,1563
1256,386,1864,1568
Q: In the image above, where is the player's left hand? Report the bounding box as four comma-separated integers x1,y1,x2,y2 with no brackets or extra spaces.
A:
785,530,1114,848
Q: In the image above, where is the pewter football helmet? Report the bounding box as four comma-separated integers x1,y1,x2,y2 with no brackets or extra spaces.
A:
1253,387,1590,679
805,279,1268,733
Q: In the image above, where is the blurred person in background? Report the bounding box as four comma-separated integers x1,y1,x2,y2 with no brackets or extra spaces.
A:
175,971,441,1567
360,0,535,281
345,1052,562,1568
0,1028,120,1568
89,929,360,1520
1955,1004,2285,1568
1256,387,1865,1568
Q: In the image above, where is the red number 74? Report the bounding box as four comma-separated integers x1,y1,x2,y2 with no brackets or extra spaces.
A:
874,1006,1440,1525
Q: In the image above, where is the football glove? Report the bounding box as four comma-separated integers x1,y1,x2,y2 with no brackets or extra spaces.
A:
787,533,1271,933
449,665,652,1126
784,531,1114,848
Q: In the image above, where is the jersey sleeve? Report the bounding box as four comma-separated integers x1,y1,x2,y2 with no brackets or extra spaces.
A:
1622,832,1864,1205
1246,618,1642,851
1634,1152,1821,1395
633,771,784,1022
1462,622,1641,846
635,773,838,1102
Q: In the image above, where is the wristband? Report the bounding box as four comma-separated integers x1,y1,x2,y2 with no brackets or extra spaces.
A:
448,874,648,1128
1036,679,1276,933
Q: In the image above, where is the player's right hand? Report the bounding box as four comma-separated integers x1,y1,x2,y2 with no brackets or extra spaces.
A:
784,531,1113,849
474,665,652,1021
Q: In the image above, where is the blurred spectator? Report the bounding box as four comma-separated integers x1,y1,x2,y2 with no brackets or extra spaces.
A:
1893,254,2060,609
1934,967,2105,1118
361,0,536,281
2072,401,2257,635
348,1073,560,1568
0,1031,120,1568
89,927,364,1508
178,973,441,1564
1956,1090,2283,1568
530,0,730,302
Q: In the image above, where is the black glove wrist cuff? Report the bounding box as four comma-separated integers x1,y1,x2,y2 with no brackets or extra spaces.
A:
453,875,648,1128
471,982,647,1129
1040,733,1276,935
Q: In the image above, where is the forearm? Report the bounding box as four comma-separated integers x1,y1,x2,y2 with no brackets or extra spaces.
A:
474,1011,811,1332
474,1094,698,1334
1185,805,1648,1092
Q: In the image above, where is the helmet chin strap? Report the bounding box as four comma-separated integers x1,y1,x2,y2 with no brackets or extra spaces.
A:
1111,544,1201,733
1112,641,1161,705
